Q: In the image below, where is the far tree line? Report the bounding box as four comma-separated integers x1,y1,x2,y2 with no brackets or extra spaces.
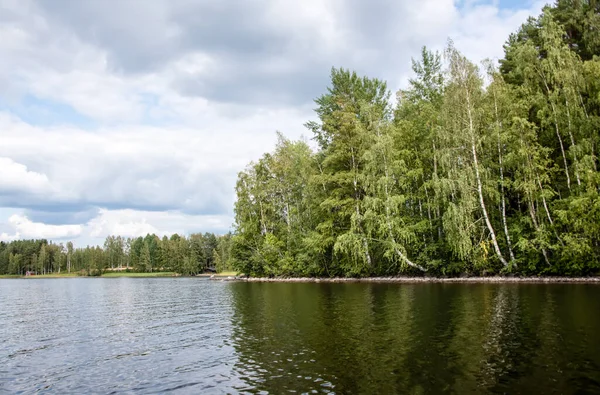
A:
0,233,234,276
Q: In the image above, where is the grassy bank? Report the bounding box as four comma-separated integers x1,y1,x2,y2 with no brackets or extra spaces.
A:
0,273,83,279
197,271,238,277
3,273,598,282
217,271,239,276
0,271,239,279
33,273,82,278
0,271,179,278
101,272,178,278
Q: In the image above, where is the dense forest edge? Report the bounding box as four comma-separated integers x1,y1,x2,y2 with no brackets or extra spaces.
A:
230,1,600,278
2,1,600,279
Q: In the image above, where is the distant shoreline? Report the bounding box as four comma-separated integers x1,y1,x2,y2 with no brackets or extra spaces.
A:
3,274,599,283
0,272,232,279
225,276,600,284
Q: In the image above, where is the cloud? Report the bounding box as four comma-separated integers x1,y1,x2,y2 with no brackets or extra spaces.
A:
0,111,308,215
450,1,548,63
2,0,546,112
0,208,231,245
0,157,52,196
87,209,161,239
86,208,231,240
0,0,547,246
0,233,20,242
2,214,83,240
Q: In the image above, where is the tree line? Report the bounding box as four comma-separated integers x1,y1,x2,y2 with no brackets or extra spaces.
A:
230,1,600,277
0,233,234,276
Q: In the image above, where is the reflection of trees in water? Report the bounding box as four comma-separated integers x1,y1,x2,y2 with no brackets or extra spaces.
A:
477,285,521,390
227,283,600,394
228,282,420,393
522,285,600,394
228,282,329,393
476,285,600,394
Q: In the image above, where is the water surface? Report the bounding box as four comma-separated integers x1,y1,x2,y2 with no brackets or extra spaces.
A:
1,279,599,393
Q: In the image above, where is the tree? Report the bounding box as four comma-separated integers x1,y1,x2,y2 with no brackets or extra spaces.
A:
441,43,509,269
140,242,152,273
306,68,389,275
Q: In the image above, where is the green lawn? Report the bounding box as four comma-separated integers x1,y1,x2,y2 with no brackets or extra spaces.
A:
101,271,178,278
196,271,239,277
215,271,239,276
0,273,83,278
34,273,83,278
1,271,232,279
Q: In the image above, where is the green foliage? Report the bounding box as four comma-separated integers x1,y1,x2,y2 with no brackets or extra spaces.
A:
0,232,231,276
231,3,600,277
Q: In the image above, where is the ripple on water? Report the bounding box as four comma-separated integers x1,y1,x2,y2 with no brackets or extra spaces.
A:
1,278,243,394
2,279,600,394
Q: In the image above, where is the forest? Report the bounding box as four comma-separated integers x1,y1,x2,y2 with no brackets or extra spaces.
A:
0,233,234,276
230,1,600,277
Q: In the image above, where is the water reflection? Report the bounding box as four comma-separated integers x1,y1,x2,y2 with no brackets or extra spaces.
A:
1,279,599,393
228,282,600,394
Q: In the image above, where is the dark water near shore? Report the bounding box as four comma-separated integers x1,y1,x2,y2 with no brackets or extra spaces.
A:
1,279,599,394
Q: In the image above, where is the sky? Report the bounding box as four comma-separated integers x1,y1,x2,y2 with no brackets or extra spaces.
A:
0,0,547,247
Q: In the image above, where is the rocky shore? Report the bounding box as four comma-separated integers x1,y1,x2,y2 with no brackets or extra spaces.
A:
213,276,600,283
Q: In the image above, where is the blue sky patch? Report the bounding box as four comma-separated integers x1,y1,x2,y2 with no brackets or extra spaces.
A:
0,95,96,128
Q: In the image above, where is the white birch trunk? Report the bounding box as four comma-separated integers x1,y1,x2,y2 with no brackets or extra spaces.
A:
466,90,508,267
350,147,372,267
493,90,516,263
540,74,571,190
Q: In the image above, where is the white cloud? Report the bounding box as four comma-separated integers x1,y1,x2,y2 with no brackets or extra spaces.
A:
31,70,147,123
449,1,548,63
0,157,52,195
86,208,231,241
266,0,350,56
0,232,21,242
0,207,232,246
4,214,82,240
0,110,308,214
87,209,161,239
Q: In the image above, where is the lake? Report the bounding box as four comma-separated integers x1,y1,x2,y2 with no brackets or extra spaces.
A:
1,279,599,394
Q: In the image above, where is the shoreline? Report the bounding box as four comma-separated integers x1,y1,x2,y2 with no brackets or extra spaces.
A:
3,274,599,283
225,276,600,284
0,272,239,279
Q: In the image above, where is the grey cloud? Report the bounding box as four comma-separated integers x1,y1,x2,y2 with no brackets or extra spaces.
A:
0,192,231,222
24,0,524,109
0,195,229,217
173,1,288,56
32,0,422,106
175,60,331,106
34,0,287,73
24,207,100,226
0,146,236,217
20,196,227,227
34,0,181,73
